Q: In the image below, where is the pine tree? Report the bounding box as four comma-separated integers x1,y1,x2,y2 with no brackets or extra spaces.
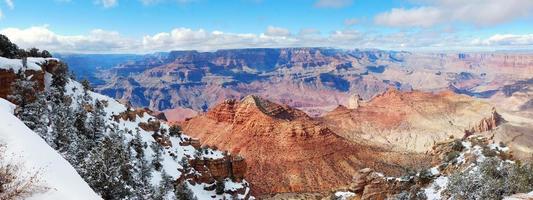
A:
8,70,35,109
22,92,50,143
0,34,19,58
151,141,164,171
175,182,197,200
153,169,174,200
130,130,155,199
87,100,106,148
85,126,133,200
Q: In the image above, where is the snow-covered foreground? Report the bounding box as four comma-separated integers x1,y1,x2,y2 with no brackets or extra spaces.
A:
0,98,102,200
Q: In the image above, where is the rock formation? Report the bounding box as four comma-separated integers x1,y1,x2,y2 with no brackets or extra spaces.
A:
181,95,431,196
347,94,363,109
320,88,501,152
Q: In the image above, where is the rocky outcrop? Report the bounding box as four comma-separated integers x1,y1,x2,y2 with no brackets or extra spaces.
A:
320,89,500,152
347,94,363,109
0,69,45,101
189,154,247,183
182,95,431,196
464,108,504,136
349,168,410,200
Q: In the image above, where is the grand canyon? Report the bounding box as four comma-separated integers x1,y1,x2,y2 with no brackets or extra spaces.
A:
1,1,533,200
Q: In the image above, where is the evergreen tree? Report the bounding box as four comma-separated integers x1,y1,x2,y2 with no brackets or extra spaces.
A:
85,126,133,200
153,170,174,200
87,100,106,148
130,130,155,199
175,182,197,200
8,70,35,109
169,125,182,138
215,179,225,195
50,62,69,97
21,92,50,142
0,34,19,58
151,141,164,171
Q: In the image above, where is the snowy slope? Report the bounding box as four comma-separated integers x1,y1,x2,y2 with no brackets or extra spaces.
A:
0,98,101,200
56,72,253,199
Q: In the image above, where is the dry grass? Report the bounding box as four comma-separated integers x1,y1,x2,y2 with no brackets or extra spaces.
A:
0,145,47,200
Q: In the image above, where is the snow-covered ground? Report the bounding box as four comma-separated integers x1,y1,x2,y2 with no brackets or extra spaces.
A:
1,56,253,199
0,98,101,200
50,60,250,199
0,57,55,71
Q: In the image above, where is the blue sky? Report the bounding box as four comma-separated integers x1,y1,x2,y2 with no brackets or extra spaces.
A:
0,0,532,53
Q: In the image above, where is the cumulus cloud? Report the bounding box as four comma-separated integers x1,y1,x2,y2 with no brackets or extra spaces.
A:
314,0,352,8
375,0,533,27
375,7,442,28
0,26,137,53
1,25,531,53
472,34,533,46
5,0,14,9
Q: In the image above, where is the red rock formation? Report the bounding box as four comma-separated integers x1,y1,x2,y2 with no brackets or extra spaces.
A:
464,108,503,136
320,88,500,152
181,95,430,196
187,155,248,184
0,69,45,101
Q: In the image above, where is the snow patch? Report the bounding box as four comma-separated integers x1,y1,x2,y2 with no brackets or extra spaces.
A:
0,98,101,200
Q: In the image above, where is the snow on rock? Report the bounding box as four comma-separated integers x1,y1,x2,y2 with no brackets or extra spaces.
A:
56,76,252,199
0,57,55,71
0,98,101,200
504,191,533,200
186,179,253,200
424,176,448,200
334,191,356,200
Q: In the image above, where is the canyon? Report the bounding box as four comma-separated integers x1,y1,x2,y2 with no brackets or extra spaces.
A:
57,48,533,198
179,90,504,196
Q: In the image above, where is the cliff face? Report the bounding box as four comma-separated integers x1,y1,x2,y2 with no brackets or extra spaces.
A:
0,69,45,100
320,89,502,152
181,95,432,196
85,49,532,119
465,108,503,135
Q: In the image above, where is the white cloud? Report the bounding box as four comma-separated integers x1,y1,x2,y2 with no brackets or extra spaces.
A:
374,7,442,28
265,26,291,37
472,34,533,46
0,26,136,53
314,0,352,8
375,0,533,27
1,25,531,53
96,0,118,8
5,0,14,9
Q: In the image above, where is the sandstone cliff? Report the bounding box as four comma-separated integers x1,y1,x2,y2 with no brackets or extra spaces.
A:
320,88,502,152
181,95,431,196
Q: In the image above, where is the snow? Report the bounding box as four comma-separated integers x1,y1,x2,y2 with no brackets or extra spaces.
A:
430,166,440,176
504,191,533,200
488,143,509,152
334,191,356,200
186,179,253,200
0,98,101,200
424,176,448,200
0,57,54,71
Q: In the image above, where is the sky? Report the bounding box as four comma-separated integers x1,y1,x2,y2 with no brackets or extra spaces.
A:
0,0,532,53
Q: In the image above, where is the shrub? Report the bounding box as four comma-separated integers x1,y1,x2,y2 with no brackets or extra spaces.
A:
451,140,464,151
0,146,45,199
445,158,533,200
446,151,460,162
